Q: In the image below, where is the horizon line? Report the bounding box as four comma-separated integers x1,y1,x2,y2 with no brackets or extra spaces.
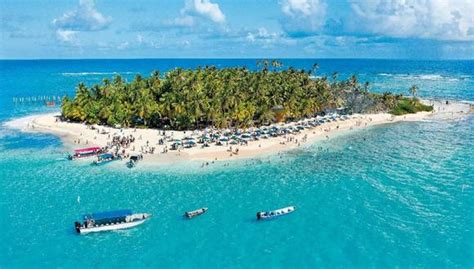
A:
1,57,473,61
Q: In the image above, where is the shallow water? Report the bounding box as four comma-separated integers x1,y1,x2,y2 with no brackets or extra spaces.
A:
0,59,473,268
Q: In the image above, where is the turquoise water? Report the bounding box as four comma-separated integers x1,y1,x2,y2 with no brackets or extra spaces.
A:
0,59,473,268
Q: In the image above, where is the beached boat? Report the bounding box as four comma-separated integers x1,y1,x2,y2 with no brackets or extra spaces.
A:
127,154,143,168
74,209,151,234
93,153,121,165
256,206,296,220
184,207,208,219
68,147,102,160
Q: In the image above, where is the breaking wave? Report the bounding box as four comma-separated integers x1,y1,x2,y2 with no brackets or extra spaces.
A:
376,73,470,82
60,71,135,77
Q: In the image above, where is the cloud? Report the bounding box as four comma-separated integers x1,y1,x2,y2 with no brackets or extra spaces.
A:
246,28,280,42
163,16,195,28
117,41,129,50
56,29,79,45
349,0,474,41
136,34,161,49
164,0,225,28
183,0,225,24
280,0,327,37
52,0,111,31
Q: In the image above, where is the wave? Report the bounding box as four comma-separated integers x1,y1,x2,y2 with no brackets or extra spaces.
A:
376,73,468,82
417,74,443,80
60,71,135,77
3,115,39,130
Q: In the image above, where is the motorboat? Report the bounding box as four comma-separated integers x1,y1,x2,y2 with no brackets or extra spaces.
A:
93,153,121,165
68,147,102,160
184,207,208,219
127,154,143,168
74,209,151,234
256,206,296,220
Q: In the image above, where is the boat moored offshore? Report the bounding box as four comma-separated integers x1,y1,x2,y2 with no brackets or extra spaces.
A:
68,147,102,160
256,206,296,220
184,207,208,219
74,209,151,234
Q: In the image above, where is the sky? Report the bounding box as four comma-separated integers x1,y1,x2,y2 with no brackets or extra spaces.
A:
1,0,473,59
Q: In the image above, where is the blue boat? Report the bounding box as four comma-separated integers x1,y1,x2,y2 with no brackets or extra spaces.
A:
93,153,121,165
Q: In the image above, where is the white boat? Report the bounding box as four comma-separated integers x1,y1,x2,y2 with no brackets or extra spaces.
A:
256,206,296,220
184,207,208,219
74,209,151,234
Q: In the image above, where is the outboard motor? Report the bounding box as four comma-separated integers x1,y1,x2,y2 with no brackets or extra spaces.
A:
256,212,262,220
74,221,81,233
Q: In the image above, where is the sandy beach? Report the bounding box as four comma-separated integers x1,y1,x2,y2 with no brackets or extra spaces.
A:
5,99,472,165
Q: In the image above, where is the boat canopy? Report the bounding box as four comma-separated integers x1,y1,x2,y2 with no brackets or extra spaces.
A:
98,153,113,159
75,147,101,153
83,209,133,221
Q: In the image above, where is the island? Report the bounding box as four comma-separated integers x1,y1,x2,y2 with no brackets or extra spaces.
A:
8,61,472,165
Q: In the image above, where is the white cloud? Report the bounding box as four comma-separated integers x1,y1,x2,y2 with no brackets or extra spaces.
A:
349,0,474,41
183,0,225,23
246,33,256,42
117,41,129,50
56,29,78,44
280,0,326,36
161,0,225,30
163,15,195,27
245,27,294,49
246,27,280,42
52,0,111,31
135,34,160,49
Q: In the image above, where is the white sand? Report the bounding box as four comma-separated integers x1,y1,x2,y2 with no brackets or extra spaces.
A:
4,100,472,164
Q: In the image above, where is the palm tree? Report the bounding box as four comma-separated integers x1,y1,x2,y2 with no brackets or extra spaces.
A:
62,60,403,129
409,85,418,102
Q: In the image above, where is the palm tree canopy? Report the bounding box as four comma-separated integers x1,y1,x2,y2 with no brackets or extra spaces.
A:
61,60,417,129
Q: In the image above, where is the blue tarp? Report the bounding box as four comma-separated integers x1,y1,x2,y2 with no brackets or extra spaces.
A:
83,209,132,221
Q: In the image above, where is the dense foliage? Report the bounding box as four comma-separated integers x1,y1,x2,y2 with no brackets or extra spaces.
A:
390,98,434,115
61,60,428,129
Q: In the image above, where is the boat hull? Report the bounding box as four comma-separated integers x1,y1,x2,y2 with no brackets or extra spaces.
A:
78,219,147,234
257,206,296,220
93,159,119,165
184,208,208,219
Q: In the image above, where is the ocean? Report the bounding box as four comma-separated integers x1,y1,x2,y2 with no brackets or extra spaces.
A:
0,59,473,268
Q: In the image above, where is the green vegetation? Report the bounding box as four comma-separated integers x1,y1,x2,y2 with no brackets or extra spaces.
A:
61,60,428,129
390,98,433,115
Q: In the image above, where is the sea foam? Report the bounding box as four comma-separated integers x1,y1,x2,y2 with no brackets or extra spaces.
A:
60,71,135,76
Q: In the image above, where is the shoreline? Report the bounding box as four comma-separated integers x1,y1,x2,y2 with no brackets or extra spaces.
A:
4,100,473,165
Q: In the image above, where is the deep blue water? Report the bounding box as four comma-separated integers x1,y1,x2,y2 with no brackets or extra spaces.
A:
0,59,473,268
